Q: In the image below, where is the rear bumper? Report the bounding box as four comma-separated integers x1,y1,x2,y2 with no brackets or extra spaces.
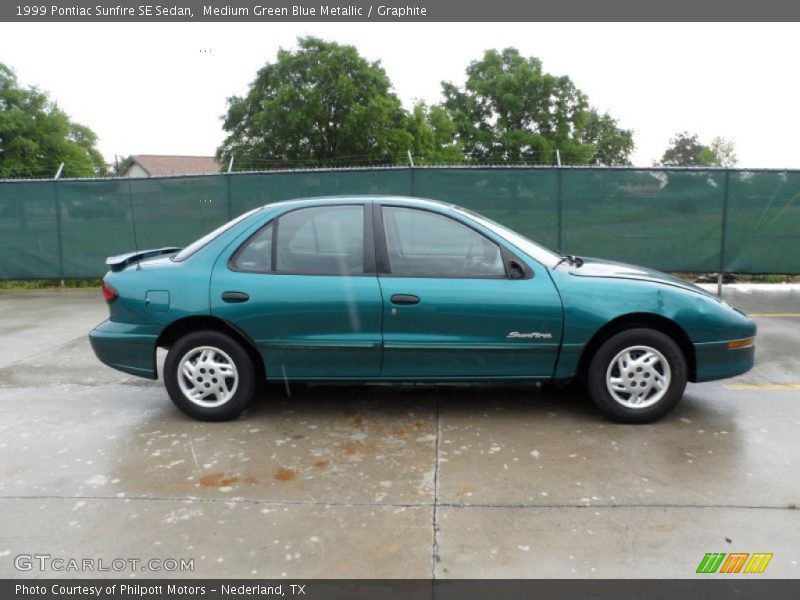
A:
693,339,755,382
89,320,163,380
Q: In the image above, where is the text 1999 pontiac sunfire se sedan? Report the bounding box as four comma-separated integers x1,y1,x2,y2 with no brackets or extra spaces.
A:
89,196,755,423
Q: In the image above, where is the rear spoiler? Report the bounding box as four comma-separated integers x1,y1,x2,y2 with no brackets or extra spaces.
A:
106,247,182,272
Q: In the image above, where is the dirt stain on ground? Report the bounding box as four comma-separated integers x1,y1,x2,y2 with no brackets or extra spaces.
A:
456,485,475,497
342,409,424,439
336,409,428,458
274,467,296,482
200,472,240,487
243,476,261,485
313,459,330,469
340,440,379,455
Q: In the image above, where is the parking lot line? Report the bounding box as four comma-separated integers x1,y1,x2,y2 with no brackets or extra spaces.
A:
725,383,800,390
748,313,800,317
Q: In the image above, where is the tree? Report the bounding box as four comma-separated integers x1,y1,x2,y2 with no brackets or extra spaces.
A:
659,132,736,167
217,37,413,169
442,48,633,165
406,102,466,165
582,110,634,166
0,63,107,178
111,154,135,176
709,136,737,167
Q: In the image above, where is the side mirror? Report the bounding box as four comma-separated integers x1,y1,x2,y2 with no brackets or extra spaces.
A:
508,260,526,280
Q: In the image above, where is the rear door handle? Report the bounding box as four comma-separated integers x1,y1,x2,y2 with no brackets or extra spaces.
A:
221,291,249,303
390,294,420,305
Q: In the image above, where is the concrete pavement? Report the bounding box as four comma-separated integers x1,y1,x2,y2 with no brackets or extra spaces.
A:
0,287,797,578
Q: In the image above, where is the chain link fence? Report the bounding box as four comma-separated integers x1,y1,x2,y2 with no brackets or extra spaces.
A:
0,166,798,279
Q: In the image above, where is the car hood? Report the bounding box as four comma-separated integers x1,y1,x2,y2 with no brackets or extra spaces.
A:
564,257,718,299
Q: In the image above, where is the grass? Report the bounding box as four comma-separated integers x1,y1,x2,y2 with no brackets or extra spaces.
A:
735,274,800,283
0,278,102,289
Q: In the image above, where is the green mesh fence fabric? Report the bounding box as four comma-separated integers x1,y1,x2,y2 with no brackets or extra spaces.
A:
0,167,797,279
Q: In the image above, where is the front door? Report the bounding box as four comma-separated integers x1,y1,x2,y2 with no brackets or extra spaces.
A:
376,205,563,378
211,204,382,379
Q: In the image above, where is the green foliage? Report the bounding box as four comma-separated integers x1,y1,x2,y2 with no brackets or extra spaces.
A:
441,48,633,165
709,136,737,167
112,155,135,176
0,63,107,178
218,42,636,168
217,37,413,169
660,132,737,167
660,132,713,166
0,279,102,289
582,110,634,166
406,102,467,165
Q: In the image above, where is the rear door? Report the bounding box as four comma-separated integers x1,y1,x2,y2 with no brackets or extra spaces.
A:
376,204,563,379
210,203,383,379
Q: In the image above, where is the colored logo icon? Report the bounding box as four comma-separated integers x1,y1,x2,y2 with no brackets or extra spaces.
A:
696,552,773,574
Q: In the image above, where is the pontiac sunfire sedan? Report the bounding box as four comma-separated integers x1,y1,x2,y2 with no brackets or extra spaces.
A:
89,196,756,423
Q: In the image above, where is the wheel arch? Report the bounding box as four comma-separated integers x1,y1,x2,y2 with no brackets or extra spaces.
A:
577,313,696,382
157,316,266,380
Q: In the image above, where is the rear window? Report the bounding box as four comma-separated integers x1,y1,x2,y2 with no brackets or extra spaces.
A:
172,207,262,262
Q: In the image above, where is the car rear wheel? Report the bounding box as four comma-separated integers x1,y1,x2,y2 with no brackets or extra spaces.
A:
586,328,687,423
164,330,256,421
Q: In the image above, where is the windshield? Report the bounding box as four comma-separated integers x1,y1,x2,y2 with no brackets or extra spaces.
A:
172,207,263,262
452,207,561,268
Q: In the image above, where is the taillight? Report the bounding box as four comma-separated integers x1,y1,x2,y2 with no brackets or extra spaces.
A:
101,281,118,303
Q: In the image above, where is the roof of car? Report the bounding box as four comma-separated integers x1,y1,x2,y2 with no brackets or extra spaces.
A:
263,195,455,211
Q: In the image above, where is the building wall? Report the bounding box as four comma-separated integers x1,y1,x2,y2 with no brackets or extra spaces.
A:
123,164,149,178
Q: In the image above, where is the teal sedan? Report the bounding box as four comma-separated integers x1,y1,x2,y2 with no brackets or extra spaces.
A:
89,196,756,423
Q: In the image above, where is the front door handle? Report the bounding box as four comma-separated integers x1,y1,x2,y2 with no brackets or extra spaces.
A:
221,291,249,303
390,294,420,305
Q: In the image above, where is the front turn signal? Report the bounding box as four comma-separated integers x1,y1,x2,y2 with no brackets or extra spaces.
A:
728,338,754,349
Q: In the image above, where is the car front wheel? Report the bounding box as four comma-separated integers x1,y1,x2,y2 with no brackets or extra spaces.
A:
586,328,687,423
164,330,256,421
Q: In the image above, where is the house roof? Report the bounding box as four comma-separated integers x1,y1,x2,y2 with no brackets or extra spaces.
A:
128,155,222,176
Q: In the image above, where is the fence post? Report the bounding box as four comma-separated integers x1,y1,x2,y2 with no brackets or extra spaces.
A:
556,166,563,251
717,170,731,297
226,172,233,220
127,178,140,262
53,164,65,286
226,156,234,220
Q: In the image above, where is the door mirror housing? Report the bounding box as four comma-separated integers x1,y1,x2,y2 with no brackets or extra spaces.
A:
501,248,533,280
508,260,526,279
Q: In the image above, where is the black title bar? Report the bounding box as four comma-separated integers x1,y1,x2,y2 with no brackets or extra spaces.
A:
6,580,800,600
2,0,800,22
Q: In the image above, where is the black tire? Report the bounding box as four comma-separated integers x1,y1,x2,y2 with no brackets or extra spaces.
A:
164,330,256,421
586,328,687,424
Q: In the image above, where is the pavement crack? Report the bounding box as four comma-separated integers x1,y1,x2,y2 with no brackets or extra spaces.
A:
430,394,442,580
0,495,793,511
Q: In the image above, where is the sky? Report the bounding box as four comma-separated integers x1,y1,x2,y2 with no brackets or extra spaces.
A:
1,22,799,168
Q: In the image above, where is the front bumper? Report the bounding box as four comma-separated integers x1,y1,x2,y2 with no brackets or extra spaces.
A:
89,320,163,380
693,339,755,383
